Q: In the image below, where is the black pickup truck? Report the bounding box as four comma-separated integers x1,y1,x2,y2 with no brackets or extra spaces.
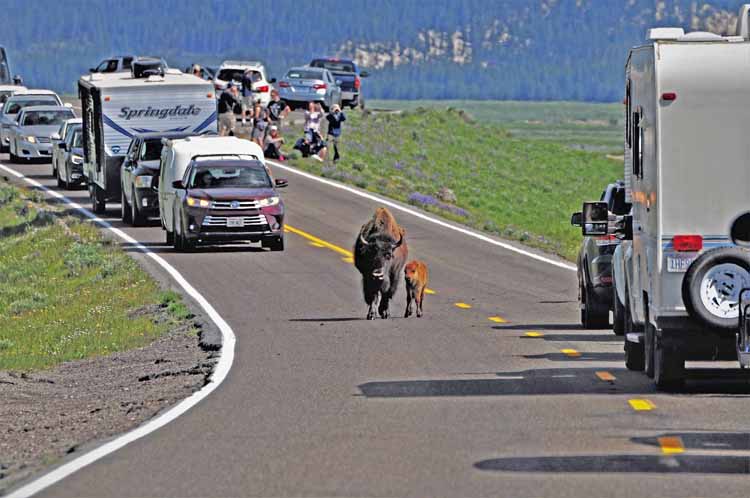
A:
309,58,369,109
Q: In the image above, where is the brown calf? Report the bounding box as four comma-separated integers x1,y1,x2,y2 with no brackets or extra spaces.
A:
404,260,428,318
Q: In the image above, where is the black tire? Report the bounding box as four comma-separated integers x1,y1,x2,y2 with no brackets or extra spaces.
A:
9,150,18,163
56,168,65,189
654,331,685,391
682,246,750,330
121,189,132,224
612,284,625,336
645,320,655,378
51,159,57,178
173,226,183,251
581,281,609,329
59,166,69,190
131,188,147,226
165,228,174,245
623,295,645,371
90,183,106,214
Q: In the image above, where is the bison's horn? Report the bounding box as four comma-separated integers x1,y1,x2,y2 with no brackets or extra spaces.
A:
359,233,370,246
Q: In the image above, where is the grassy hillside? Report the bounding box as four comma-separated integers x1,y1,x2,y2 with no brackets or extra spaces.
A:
0,182,190,370
284,107,621,260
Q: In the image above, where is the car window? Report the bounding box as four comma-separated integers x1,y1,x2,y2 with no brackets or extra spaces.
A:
310,60,355,73
610,188,631,216
188,162,271,189
123,57,133,69
140,139,164,161
217,69,244,82
286,69,323,80
97,59,119,73
65,125,81,144
72,131,83,148
22,110,75,126
5,97,59,115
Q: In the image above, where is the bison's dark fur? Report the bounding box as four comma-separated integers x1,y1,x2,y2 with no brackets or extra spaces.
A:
354,207,408,319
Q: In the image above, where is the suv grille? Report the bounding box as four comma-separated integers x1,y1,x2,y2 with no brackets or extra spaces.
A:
210,200,259,209
202,215,267,227
36,137,51,143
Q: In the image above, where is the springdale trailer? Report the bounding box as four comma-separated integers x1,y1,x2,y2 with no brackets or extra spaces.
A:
577,6,750,389
79,65,217,213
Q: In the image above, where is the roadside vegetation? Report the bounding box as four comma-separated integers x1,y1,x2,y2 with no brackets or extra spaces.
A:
284,107,620,260
0,182,190,371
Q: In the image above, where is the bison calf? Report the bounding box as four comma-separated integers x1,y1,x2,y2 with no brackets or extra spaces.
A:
404,260,428,318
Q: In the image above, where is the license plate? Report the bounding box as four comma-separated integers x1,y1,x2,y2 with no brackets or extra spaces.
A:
226,218,244,228
667,254,696,272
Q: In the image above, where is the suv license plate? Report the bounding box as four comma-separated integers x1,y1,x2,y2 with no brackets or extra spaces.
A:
667,254,696,273
227,218,244,228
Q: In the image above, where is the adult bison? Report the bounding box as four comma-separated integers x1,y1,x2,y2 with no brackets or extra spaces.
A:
354,207,408,319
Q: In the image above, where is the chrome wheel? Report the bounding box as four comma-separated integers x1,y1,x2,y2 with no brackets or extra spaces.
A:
699,263,750,319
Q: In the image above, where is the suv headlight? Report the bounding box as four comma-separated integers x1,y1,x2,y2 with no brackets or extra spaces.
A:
186,196,210,208
25,135,37,143
258,196,280,207
134,175,153,188
71,154,83,165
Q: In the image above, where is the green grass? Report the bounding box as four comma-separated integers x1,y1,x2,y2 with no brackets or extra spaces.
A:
0,182,187,371
368,100,623,152
283,108,620,260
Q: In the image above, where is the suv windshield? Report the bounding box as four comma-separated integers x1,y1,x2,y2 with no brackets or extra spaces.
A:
5,97,58,115
310,60,355,73
188,162,271,189
141,139,164,161
22,110,74,126
286,69,323,80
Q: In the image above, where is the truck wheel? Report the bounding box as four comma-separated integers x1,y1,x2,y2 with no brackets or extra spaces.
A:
612,283,625,336
131,188,147,226
644,321,655,378
682,247,750,330
582,283,609,329
654,332,685,391
121,189,132,224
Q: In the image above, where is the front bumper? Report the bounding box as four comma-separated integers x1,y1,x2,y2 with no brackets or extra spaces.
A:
17,140,52,160
133,187,159,215
183,207,284,243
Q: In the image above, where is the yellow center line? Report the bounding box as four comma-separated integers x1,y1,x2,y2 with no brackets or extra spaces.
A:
488,316,507,323
424,289,436,295
524,331,544,338
341,256,354,263
658,436,685,455
628,399,656,411
455,302,472,309
560,348,581,357
308,241,326,248
595,371,616,382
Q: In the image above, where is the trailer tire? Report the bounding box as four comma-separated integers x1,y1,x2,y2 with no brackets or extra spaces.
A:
90,184,106,214
682,247,750,330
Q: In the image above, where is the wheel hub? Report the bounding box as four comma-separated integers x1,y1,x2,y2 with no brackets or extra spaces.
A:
699,263,750,319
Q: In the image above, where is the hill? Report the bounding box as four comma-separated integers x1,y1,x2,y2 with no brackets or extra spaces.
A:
1,0,744,100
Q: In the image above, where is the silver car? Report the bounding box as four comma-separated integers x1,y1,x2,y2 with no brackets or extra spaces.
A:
0,91,62,153
51,117,82,177
7,105,76,163
277,66,342,111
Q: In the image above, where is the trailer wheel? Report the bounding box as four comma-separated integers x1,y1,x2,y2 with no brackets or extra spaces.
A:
682,247,750,330
654,331,685,391
90,184,106,214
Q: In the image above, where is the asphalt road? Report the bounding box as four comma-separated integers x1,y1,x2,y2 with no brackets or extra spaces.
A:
4,154,750,498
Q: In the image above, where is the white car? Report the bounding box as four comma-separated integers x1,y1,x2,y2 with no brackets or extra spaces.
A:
0,90,62,153
213,60,275,107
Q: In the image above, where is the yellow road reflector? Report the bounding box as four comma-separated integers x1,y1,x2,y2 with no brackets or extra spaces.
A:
424,289,436,295
341,256,354,263
595,371,616,382
308,241,326,248
658,436,685,455
285,224,353,257
488,316,507,323
455,302,472,309
524,331,543,338
628,399,656,411
560,348,581,357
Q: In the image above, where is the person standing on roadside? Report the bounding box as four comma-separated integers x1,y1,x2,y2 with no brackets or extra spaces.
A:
304,101,324,137
266,90,290,127
218,83,241,136
325,104,346,162
241,69,257,125
252,107,269,147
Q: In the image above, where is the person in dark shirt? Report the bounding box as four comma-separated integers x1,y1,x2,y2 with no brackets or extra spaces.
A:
218,83,241,136
325,104,346,161
266,90,290,125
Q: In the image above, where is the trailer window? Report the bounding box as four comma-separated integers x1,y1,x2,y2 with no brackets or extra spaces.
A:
632,111,642,178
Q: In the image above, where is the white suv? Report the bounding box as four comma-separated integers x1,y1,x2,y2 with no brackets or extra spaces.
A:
213,60,275,107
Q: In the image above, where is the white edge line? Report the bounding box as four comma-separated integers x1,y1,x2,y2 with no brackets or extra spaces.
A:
266,160,576,272
0,162,236,498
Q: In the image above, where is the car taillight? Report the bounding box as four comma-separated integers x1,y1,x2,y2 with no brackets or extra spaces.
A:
354,76,361,90
313,83,327,90
673,235,702,252
257,85,269,93
278,81,290,88
595,234,618,246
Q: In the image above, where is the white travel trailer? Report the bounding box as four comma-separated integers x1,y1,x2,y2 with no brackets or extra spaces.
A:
78,65,216,213
583,11,750,389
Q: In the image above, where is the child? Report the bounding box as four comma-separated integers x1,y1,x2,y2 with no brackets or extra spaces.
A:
404,260,429,318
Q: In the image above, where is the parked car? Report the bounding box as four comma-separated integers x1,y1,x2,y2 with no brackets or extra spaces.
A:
120,131,196,226
56,128,85,189
89,55,136,73
571,180,630,329
0,84,27,105
7,105,75,163
0,90,62,153
159,136,287,251
51,117,82,177
213,60,275,107
277,66,342,111
309,57,369,109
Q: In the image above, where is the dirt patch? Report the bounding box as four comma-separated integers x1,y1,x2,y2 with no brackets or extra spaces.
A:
0,306,216,494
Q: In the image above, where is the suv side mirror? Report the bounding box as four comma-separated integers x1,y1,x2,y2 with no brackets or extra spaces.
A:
269,78,277,84
275,178,288,188
360,71,369,78
570,212,582,227
581,201,609,236
59,142,67,151
172,180,185,189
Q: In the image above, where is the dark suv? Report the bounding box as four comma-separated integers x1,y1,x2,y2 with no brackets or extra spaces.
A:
121,131,194,226
309,58,369,109
573,180,631,329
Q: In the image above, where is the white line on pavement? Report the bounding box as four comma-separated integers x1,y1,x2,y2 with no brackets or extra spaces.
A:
0,162,237,498
266,160,576,272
